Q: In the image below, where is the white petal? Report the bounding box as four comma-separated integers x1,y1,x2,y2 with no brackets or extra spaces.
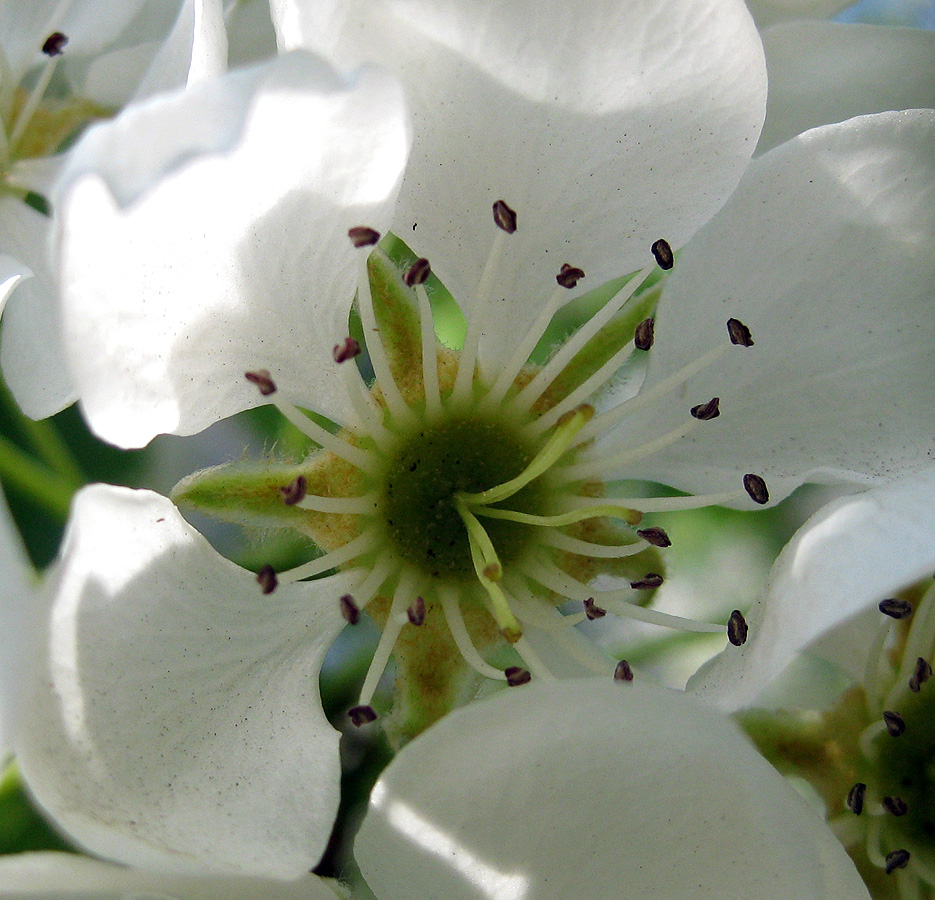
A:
758,22,935,154
0,851,341,899
276,0,766,366
132,0,228,102
745,0,850,27
691,468,935,711
0,198,76,418
598,109,935,504
16,485,349,879
0,487,34,761
357,678,869,900
55,53,410,448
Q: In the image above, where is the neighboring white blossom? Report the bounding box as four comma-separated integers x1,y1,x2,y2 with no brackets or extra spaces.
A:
0,0,227,420
11,0,935,882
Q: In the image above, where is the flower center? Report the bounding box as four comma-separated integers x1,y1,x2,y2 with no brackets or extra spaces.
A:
180,198,770,739
380,414,543,579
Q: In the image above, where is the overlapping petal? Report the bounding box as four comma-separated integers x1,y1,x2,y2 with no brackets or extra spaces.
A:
596,109,935,504
758,22,935,154
273,0,767,370
356,678,870,900
0,851,341,899
690,467,935,711
54,52,410,447
16,485,351,878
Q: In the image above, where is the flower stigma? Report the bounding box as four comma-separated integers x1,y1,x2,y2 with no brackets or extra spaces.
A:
175,200,766,740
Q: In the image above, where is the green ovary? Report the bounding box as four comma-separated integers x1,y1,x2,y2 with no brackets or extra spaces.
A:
379,415,546,580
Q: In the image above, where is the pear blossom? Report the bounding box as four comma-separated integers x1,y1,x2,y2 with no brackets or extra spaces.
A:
13,0,935,880
0,0,227,421
690,469,935,894
355,678,871,900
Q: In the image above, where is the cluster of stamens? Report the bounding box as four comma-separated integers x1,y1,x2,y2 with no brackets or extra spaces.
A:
837,590,935,894
242,199,767,728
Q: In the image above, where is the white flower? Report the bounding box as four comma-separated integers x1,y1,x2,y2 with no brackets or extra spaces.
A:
355,677,871,900
15,0,935,880
691,468,935,891
0,0,227,421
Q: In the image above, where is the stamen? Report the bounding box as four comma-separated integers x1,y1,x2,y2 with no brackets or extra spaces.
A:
560,418,701,481
524,338,635,438
864,614,897,701
340,593,360,624
295,493,378,514
880,598,914,619
614,659,634,682
245,369,277,395
339,355,394,448
885,849,911,875
357,572,417,707
348,226,380,247
348,705,378,726
269,396,375,470
884,710,907,737
404,257,431,287
727,318,754,347
651,238,674,270
690,397,720,421
883,796,908,817
482,283,572,409
537,529,651,558
508,265,654,415
556,263,585,289
42,32,68,56
439,587,506,680
727,609,749,646
459,405,592,506
637,526,671,547
505,665,531,686
453,202,514,401
858,719,889,758
355,252,416,425
280,475,307,506
407,596,426,626
742,474,769,505
9,40,63,150
513,635,555,680
414,281,442,417
350,551,396,610
583,598,606,620
475,501,641,529
576,343,729,444
279,530,378,582
256,564,278,595
909,657,932,693
524,558,724,634
492,199,517,233
557,490,755,515
634,317,654,351
630,574,664,590
333,337,361,364
847,782,866,815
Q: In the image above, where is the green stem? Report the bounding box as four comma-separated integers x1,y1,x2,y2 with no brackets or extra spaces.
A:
0,433,77,520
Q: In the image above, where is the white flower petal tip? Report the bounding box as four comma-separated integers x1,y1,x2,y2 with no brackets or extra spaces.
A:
0,851,342,899
357,678,870,900
691,467,935,711
616,109,935,504
16,485,350,879
56,52,411,448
